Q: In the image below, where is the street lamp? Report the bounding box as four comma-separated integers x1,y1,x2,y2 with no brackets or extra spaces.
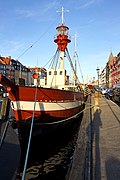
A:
96,66,100,89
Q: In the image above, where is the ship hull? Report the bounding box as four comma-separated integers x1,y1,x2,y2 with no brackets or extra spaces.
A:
12,86,85,138
17,103,85,140
0,74,85,138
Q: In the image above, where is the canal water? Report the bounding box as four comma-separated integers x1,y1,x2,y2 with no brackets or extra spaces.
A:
16,118,82,180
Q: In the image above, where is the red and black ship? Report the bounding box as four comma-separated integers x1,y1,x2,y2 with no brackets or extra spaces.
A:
0,9,86,138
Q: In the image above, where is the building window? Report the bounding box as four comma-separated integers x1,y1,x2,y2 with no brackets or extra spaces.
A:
60,71,63,75
49,71,52,75
54,71,57,75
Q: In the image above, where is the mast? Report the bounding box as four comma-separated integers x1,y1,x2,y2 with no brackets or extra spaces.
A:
73,33,78,85
62,7,64,25
54,7,71,69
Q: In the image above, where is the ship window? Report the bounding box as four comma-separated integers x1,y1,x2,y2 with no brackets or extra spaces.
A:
49,71,52,75
60,71,63,75
0,65,3,69
54,71,57,75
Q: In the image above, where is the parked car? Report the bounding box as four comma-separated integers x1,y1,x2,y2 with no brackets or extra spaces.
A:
101,88,108,95
105,88,113,100
112,84,120,102
0,85,5,97
0,85,8,98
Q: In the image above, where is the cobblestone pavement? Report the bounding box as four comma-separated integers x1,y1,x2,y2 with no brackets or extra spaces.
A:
92,95,120,180
66,95,120,180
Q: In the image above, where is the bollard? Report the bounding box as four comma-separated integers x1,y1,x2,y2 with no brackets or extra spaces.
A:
94,91,101,98
0,98,8,120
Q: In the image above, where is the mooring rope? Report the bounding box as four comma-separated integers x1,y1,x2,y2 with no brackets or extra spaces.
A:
22,85,38,180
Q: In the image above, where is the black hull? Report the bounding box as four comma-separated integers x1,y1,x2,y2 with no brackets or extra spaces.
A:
18,104,85,141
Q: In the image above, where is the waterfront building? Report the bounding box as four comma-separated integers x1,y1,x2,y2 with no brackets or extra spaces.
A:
99,51,120,88
116,52,120,84
100,67,106,88
107,52,116,88
0,55,32,85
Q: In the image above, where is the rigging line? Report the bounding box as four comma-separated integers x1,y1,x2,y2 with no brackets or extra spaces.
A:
22,85,38,180
43,54,56,68
65,48,80,84
55,48,60,68
76,52,85,84
76,52,84,83
48,55,54,69
50,48,59,87
44,48,59,69
49,48,59,69
49,58,54,69
53,48,59,68
16,13,61,60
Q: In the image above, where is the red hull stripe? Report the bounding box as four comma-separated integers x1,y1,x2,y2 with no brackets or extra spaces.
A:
8,86,84,102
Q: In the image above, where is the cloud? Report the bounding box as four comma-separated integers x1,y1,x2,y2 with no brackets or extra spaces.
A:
42,0,58,14
15,0,58,19
76,0,103,9
80,0,97,8
16,9,37,18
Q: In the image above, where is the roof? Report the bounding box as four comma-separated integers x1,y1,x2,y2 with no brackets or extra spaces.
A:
0,56,11,65
108,51,113,62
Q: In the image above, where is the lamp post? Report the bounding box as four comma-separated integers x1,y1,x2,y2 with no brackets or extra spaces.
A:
96,66,100,98
96,66,100,89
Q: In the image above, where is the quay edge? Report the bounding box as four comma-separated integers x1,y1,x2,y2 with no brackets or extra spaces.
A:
0,98,21,180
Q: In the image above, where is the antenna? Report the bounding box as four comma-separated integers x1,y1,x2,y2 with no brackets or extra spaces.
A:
56,7,69,24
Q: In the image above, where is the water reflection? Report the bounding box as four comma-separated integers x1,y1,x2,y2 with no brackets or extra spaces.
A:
16,118,82,180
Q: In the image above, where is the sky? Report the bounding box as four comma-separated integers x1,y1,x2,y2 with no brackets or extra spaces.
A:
0,0,120,83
